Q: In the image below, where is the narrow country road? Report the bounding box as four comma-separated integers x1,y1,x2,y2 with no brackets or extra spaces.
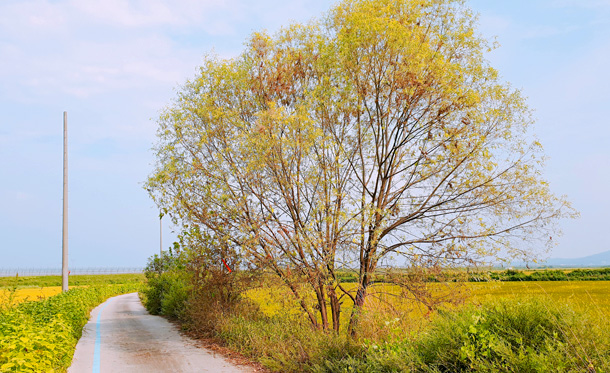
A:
68,293,253,373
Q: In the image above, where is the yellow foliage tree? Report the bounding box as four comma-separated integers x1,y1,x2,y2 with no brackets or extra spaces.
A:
147,0,575,334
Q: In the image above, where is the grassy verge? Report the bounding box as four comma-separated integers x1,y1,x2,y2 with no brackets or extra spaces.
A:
0,283,141,372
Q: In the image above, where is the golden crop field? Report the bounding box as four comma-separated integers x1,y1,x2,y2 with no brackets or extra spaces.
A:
0,286,63,307
0,274,145,308
245,280,610,334
470,281,610,316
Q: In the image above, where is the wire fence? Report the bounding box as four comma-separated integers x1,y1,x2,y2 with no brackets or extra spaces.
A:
0,268,144,277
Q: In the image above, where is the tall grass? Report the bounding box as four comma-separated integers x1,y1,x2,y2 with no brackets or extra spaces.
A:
315,298,610,372
214,302,363,372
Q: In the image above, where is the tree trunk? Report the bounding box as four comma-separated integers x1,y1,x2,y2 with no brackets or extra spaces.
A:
327,285,341,332
314,283,329,330
347,278,369,337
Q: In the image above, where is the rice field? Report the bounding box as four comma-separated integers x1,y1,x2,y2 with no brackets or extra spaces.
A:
470,281,610,316
0,273,145,288
244,280,610,334
0,273,146,308
0,287,64,308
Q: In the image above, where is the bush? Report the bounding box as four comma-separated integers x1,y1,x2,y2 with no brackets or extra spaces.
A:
142,239,257,329
141,270,191,319
141,243,192,320
0,284,141,372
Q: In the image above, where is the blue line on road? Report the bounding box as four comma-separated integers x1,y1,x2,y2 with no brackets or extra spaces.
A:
93,298,113,373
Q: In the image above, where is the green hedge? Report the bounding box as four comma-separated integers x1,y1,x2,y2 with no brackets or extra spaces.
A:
477,268,610,282
337,268,610,284
0,284,141,372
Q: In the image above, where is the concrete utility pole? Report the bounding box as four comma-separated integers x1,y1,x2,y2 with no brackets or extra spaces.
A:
159,214,163,257
62,111,69,292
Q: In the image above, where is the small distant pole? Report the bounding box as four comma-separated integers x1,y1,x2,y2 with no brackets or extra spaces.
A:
62,111,69,292
159,213,163,257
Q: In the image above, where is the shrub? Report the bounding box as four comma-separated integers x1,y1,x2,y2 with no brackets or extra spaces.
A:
141,243,192,319
184,256,258,335
142,238,257,329
141,270,191,319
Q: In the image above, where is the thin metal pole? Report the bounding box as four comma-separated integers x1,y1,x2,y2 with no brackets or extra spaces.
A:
62,111,69,292
159,214,163,257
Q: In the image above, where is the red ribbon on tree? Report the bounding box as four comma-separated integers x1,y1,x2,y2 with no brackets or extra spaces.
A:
221,258,232,273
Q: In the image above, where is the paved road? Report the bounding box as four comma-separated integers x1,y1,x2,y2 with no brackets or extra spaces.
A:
69,293,252,373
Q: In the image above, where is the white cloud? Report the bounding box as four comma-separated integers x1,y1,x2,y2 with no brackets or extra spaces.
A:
0,0,240,36
0,1,69,39
0,0,247,107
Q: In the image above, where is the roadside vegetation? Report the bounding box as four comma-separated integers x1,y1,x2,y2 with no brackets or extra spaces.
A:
0,278,142,372
143,250,610,372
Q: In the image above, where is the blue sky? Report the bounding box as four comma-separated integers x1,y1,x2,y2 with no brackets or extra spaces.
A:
1,0,608,268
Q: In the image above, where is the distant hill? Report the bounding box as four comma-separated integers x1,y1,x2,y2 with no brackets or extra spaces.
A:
540,250,610,267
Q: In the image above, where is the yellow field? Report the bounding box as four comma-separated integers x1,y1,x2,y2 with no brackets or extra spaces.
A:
469,281,610,317
244,280,610,336
0,287,63,307
0,274,145,308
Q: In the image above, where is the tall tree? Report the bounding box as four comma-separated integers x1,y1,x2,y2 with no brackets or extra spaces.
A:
147,0,575,334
